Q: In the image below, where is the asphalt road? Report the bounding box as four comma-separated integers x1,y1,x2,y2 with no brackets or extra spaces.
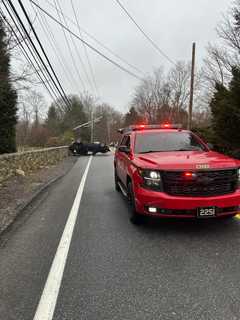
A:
1,154,240,320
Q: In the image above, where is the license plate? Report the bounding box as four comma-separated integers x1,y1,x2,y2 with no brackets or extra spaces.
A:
197,207,216,218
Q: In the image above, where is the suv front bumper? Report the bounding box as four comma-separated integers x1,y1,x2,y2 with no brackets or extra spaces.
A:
134,186,240,218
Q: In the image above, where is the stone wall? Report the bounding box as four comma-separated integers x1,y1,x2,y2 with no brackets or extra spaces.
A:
0,146,69,183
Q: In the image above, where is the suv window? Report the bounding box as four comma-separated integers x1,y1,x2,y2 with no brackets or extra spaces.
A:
135,132,207,154
125,136,130,148
120,135,130,147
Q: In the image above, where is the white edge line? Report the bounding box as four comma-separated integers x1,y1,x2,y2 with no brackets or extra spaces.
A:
33,156,93,320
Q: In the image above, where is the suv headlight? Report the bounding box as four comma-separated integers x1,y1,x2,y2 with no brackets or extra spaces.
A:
139,169,162,191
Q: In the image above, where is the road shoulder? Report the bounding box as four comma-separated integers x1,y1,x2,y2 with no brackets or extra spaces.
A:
0,156,77,238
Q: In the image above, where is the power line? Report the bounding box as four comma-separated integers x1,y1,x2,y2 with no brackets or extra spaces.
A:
55,0,96,94
70,0,99,96
53,0,86,93
7,12,37,51
31,3,79,93
114,0,176,65
44,0,144,77
14,0,72,107
17,0,71,106
5,0,67,107
1,2,63,108
30,0,143,80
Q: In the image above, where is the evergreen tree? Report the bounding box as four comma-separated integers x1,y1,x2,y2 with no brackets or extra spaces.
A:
210,67,240,151
226,67,240,148
63,96,90,141
0,20,17,154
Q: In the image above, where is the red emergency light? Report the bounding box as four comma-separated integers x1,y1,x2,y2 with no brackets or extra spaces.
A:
184,172,193,177
183,172,197,179
163,123,171,128
118,124,182,134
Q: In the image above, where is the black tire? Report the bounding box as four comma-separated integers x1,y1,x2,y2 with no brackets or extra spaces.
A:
114,168,121,192
128,181,145,225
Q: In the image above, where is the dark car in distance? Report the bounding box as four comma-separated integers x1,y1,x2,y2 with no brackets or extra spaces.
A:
69,141,110,156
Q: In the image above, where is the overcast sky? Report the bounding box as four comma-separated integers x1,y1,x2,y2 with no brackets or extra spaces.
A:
12,0,232,112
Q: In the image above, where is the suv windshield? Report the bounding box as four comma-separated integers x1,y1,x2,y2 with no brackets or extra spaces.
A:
135,131,207,154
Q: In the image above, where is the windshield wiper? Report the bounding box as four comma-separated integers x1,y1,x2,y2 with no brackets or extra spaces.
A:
176,148,202,151
139,149,200,153
139,150,164,154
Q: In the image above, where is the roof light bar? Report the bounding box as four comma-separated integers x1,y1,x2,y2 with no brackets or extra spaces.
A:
117,124,182,134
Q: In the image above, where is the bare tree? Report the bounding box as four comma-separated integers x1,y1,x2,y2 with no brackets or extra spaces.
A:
203,1,240,89
20,90,47,124
217,2,240,51
16,103,32,147
80,92,98,121
132,67,171,123
131,62,203,124
94,103,122,143
16,90,47,147
132,76,155,123
168,61,191,111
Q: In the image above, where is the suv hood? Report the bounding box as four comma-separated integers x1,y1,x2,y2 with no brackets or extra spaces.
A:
134,151,240,171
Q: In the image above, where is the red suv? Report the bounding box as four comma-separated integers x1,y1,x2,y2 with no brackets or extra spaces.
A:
114,124,240,224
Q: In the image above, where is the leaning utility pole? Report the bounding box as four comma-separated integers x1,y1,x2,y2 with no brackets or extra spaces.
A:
90,108,94,143
187,42,196,130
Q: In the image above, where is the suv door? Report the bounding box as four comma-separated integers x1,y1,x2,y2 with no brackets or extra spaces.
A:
118,135,131,187
116,135,129,185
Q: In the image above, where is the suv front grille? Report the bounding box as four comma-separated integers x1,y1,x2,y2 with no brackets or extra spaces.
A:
162,169,238,197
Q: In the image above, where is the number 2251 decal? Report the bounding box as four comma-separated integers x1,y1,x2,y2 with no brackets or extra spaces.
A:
196,164,210,169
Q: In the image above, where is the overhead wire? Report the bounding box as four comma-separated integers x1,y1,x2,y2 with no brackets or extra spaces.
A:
7,12,37,51
1,2,63,108
53,0,86,93
114,0,176,66
44,0,144,77
30,0,81,94
30,0,143,81
55,0,96,95
15,0,72,107
70,0,99,96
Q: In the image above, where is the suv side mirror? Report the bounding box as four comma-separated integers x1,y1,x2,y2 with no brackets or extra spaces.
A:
118,145,130,154
207,143,214,150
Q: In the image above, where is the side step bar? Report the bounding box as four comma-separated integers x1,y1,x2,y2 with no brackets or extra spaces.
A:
118,181,128,198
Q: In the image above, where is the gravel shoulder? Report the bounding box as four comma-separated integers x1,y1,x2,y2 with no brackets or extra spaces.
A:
0,156,77,235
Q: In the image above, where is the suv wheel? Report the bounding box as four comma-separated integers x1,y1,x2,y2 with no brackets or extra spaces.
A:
128,181,145,225
114,168,121,192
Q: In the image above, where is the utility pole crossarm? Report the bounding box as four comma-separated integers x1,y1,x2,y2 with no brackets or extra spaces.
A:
72,116,102,131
